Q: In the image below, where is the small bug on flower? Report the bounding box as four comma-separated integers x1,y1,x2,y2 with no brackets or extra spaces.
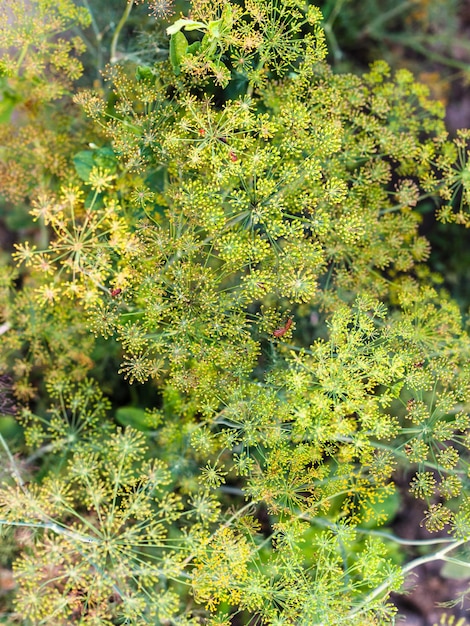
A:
198,128,205,136
273,317,293,338
110,288,122,297
229,151,238,162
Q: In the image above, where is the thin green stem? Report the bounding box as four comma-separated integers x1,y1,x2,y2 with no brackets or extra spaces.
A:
322,0,347,63
311,517,456,547
348,538,468,618
0,433,26,490
82,0,101,43
360,1,414,38
15,43,29,73
363,530,455,547
401,539,468,575
0,519,99,544
110,0,135,64
324,0,347,28
378,192,436,216
384,34,470,72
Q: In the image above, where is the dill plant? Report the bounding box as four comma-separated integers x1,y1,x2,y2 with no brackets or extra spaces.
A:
2,0,470,624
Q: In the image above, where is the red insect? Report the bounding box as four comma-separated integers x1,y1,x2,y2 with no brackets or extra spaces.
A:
229,150,238,162
110,288,122,297
198,128,206,136
273,317,293,338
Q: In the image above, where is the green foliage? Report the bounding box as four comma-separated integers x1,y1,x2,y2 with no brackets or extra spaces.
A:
2,0,470,624
0,0,91,203
319,0,466,78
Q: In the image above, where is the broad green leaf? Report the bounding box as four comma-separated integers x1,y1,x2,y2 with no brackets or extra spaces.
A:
136,65,155,83
169,31,189,75
0,416,21,438
187,41,201,56
115,406,151,432
167,18,206,36
0,93,19,124
93,146,117,172
73,150,95,181
73,146,116,181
